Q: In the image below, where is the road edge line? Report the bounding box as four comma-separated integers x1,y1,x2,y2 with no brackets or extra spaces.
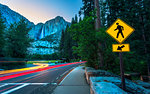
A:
58,66,77,85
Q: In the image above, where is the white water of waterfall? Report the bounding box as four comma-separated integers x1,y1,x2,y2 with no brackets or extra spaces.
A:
40,27,44,39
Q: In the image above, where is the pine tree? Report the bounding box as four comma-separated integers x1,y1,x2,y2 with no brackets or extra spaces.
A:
75,14,78,23
5,19,31,58
59,30,65,58
79,17,82,22
71,18,75,24
0,13,6,56
99,0,150,75
69,14,98,68
59,16,80,60
80,0,95,17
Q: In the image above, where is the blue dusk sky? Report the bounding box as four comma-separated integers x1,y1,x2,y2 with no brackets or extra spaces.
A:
0,0,83,24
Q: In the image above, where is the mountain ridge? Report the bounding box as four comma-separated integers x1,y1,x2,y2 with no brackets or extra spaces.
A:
0,3,34,27
0,3,71,54
34,16,70,26
29,16,70,40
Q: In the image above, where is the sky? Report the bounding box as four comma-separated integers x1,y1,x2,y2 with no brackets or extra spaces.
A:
0,0,83,24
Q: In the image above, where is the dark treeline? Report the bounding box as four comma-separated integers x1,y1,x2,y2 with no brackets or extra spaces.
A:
100,0,150,75
28,53,59,60
59,0,150,75
0,14,31,69
0,13,31,59
0,13,6,57
0,14,59,61
58,15,79,61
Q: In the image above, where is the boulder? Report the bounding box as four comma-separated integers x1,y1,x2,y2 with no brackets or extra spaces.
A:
91,82,127,94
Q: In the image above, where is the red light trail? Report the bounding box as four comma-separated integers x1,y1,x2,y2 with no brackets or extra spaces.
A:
0,62,85,81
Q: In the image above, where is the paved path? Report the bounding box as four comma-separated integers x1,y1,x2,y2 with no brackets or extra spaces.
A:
53,66,90,94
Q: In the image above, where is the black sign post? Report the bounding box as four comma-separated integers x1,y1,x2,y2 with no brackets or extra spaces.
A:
106,18,135,91
119,52,126,90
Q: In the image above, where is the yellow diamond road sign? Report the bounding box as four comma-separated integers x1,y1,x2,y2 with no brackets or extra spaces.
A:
112,44,130,52
106,18,135,43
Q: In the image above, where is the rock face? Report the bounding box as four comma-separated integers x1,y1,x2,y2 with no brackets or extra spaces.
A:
28,16,70,55
0,4,34,27
29,16,70,40
0,3,70,55
28,41,55,55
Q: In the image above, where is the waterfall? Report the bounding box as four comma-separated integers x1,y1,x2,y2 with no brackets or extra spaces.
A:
40,26,44,39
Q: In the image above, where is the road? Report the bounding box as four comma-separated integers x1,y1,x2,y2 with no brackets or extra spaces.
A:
0,63,83,94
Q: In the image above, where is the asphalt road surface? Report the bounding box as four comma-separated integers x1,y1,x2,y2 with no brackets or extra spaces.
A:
0,63,82,94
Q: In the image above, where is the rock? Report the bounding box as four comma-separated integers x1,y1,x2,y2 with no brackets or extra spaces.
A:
90,77,122,86
135,80,150,89
85,67,150,93
91,82,127,94
90,76,150,94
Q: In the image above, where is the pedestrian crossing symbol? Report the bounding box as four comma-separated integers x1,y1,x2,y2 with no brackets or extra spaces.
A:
106,18,135,43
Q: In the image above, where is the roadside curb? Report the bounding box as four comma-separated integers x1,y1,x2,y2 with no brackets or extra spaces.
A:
57,66,76,85
52,66,90,94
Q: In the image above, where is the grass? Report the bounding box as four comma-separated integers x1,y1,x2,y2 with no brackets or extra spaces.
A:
27,60,62,64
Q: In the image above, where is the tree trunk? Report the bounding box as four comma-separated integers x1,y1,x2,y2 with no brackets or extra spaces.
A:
139,15,150,76
95,0,101,29
94,0,104,68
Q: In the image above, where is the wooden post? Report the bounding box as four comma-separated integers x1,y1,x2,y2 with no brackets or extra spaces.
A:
119,52,126,90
